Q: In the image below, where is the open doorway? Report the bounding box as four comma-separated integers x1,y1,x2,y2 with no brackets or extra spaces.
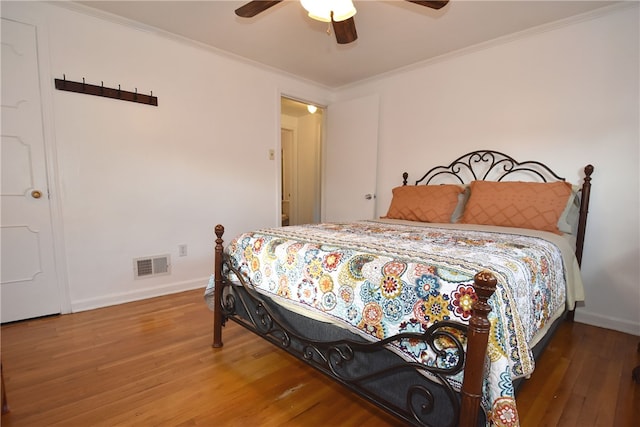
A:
280,97,323,226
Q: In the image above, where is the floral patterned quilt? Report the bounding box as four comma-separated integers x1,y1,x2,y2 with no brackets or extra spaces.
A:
221,220,575,426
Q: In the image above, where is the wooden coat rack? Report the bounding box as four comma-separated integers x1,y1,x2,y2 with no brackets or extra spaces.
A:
54,76,158,106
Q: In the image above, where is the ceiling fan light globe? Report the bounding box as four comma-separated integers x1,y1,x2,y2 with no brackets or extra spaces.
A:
300,0,356,23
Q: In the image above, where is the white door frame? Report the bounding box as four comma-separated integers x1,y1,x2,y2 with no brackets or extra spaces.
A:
279,95,324,226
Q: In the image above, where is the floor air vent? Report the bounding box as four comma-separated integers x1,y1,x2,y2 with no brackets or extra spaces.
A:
134,255,170,279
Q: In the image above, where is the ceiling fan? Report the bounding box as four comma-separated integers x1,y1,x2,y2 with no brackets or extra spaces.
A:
234,0,450,44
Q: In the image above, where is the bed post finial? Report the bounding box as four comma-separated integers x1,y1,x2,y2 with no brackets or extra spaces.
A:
459,270,497,427
575,164,593,267
212,224,225,348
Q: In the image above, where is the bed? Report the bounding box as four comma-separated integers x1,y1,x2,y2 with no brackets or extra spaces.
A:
205,150,594,427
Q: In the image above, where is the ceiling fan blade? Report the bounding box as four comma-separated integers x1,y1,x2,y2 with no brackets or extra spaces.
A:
235,1,283,18
406,0,450,10
332,17,358,45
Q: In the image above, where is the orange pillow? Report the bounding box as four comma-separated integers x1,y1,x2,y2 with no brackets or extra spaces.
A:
384,185,464,223
459,181,573,234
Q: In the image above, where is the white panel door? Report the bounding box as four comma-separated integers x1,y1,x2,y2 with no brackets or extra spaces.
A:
1,18,61,322
323,94,380,222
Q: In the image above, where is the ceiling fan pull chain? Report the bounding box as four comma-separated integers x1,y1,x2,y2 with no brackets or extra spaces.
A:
327,11,334,37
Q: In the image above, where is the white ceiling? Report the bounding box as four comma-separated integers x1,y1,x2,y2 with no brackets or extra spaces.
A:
74,0,618,88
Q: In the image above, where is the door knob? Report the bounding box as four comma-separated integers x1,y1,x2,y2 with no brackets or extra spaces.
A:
31,190,42,199
364,194,375,200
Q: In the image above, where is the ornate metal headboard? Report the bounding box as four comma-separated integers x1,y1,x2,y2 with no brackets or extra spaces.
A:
402,150,566,186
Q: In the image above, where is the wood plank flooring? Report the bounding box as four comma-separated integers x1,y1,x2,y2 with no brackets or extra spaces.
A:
1,289,638,426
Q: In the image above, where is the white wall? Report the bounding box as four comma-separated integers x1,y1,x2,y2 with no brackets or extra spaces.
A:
338,5,640,335
2,1,333,311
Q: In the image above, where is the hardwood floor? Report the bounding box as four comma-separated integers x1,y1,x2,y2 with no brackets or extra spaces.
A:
1,289,638,426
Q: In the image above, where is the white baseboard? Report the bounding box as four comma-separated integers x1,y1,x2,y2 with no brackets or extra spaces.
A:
70,277,209,313
575,310,640,336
